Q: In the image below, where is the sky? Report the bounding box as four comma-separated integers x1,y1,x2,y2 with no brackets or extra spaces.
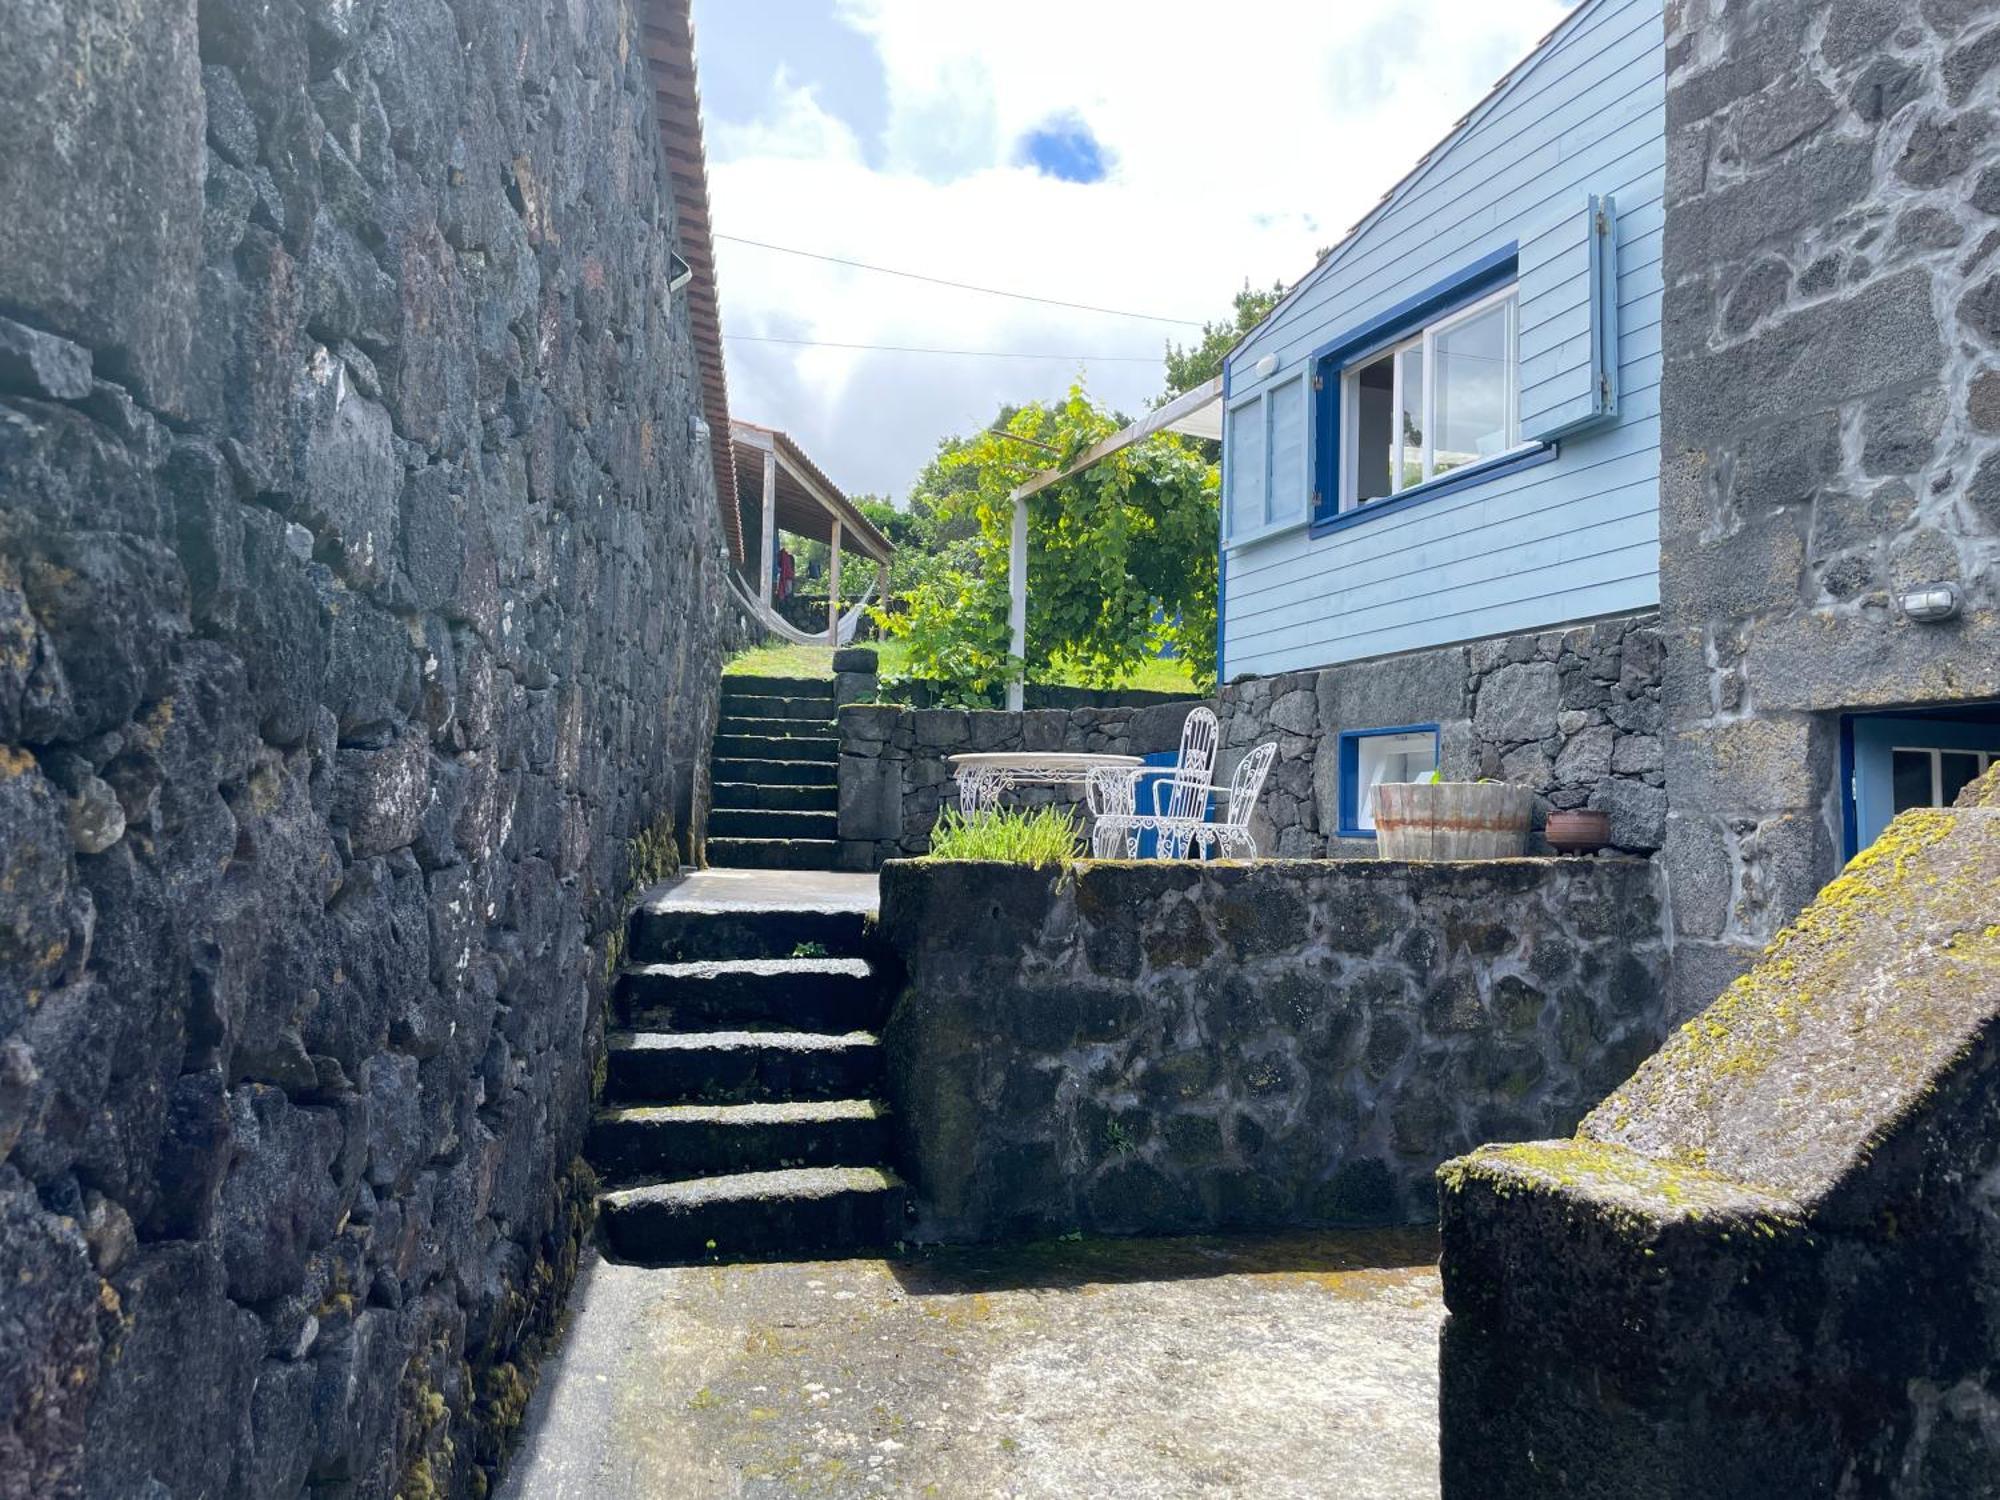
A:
689,0,1576,504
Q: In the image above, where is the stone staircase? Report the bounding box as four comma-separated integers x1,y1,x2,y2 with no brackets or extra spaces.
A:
589,890,906,1264
707,674,840,870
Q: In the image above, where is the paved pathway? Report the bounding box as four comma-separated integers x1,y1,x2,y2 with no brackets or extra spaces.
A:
499,1228,1444,1500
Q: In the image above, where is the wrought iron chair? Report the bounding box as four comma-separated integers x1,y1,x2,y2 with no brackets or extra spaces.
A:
1090,740,1278,861
1084,705,1219,825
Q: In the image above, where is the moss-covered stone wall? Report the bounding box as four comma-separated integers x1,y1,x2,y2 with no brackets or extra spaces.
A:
1436,768,2000,1496
877,857,1668,1242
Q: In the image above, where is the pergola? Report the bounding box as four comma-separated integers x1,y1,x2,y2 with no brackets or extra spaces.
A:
1000,376,1223,708
731,420,894,645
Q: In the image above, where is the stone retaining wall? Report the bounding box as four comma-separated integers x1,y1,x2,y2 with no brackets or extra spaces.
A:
1219,613,1665,859
835,700,1202,867
0,1,737,1495
878,857,1669,1242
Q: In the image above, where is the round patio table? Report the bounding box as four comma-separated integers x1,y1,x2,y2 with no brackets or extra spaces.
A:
947,751,1144,815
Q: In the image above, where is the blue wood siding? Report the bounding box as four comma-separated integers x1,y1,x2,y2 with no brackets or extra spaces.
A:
1220,0,1664,680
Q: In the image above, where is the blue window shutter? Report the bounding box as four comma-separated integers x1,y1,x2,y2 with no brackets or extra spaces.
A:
1517,194,1617,441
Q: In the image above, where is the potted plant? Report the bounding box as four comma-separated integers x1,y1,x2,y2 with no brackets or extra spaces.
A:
1372,773,1532,860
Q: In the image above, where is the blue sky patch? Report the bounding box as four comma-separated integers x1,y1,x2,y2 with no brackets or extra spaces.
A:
1017,114,1110,183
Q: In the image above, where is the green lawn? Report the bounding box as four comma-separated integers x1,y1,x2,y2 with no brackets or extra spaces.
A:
722,639,1200,695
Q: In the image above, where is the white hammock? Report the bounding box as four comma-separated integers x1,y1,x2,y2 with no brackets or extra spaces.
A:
724,567,879,647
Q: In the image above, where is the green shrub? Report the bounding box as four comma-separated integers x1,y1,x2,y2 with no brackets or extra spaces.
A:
923,806,1082,865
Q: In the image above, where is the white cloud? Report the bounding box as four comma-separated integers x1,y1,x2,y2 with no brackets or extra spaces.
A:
702,1,1575,501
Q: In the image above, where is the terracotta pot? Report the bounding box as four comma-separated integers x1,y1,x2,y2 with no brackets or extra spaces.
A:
1372,782,1532,860
1545,808,1613,854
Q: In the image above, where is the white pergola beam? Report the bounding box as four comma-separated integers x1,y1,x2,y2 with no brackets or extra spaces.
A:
827,518,843,645
759,446,777,611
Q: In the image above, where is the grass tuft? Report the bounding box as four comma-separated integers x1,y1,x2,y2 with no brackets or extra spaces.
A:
923,806,1082,865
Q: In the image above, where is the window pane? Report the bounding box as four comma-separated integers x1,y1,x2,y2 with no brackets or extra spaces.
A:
1266,377,1305,524
1397,344,1425,490
1433,301,1511,477
1353,356,1393,503
1354,730,1438,831
1228,398,1264,535
1892,749,1934,812
1941,751,1982,806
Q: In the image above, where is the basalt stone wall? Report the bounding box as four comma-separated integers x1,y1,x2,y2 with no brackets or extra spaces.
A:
835,700,1202,868
1437,770,2000,1497
878,857,1668,1242
0,1,739,1496
1659,0,2000,1019
1218,613,1666,859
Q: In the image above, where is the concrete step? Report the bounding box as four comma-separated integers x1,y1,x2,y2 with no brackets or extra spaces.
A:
617,957,882,1031
629,903,872,963
711,757,837,787
708,808,838,840
588,1099,893,1183
712,733,838,764
709,780,837,813
705,836,839,870
717,716,838,743
599,1166,907,1265
604,1029,881,1105
716,694,837,723
722,674,835,701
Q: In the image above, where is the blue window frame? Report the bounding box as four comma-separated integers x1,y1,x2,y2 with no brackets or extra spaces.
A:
1308,245,1548,536
1337,723,1440,839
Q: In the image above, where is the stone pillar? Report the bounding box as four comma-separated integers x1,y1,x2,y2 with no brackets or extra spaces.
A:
1656,0,2000,1020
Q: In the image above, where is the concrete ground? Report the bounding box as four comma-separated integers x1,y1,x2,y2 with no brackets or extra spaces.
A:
499,1228,1444,1500
664,867,880,912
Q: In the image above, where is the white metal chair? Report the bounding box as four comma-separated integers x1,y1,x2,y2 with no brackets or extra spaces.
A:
1084,704,1219,823
1090,740,1278,861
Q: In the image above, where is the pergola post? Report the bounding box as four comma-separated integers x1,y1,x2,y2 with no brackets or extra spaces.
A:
758,446,777,610
827,518,843,646
1007,495,1027,712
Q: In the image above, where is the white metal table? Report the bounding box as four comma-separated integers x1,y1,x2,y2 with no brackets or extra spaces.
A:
947,751,1144,815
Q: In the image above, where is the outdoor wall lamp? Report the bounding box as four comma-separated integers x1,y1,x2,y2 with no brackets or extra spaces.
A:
1254,353,1279,379
668,250,693,294
1899,583,1962,623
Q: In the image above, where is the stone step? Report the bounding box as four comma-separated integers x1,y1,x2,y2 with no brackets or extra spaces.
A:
604,1029,881,1105
617,958,882,1031
708,808,838,840
711,757,837,787
716,694,837,723
709,780,837,813
712,733,838,763
717,715,838,743
705,836,839,871
599,1166,907,1265
629,903,872,963
587,1099,893,1183
722,674,836,701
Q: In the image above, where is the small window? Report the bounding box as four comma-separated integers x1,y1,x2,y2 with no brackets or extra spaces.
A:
1338,725,1440,836
1341,285,1522,511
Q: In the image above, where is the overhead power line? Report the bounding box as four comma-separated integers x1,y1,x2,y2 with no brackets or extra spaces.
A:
714,233,1205,327
724,333,1160,362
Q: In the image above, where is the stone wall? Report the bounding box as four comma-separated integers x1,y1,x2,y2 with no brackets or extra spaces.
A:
0,1,738,1496
835,700,1202,868
1436,769,2000,1497
1219,613,1665,858
1659,0,2000,1018
877,857,1668,1242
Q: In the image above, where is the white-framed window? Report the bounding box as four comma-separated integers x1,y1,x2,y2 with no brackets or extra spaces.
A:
1224,374,1308,543
1890,746,1996,813
1340,283,1524,511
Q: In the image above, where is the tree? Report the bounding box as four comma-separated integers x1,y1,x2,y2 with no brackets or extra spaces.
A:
1160,279,1286,400
877,384,1217,701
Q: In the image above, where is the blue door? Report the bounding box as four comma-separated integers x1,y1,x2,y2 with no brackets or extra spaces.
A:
1847,714,2000,856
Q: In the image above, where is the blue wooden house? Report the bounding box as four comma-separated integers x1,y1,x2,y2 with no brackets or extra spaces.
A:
1219,0,1664,686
